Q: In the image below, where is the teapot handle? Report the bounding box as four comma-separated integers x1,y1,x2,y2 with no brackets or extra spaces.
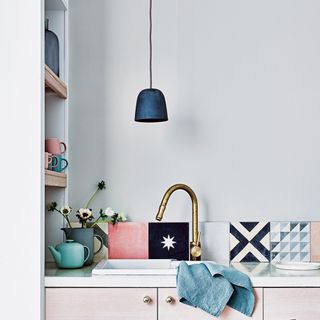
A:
83,245,90,263
94,234,104,255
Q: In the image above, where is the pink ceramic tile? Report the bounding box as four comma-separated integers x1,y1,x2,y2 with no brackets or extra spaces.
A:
311,222,320,262
108,222,148,259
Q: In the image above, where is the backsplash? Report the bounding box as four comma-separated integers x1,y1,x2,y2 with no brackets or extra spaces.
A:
270,222,310,262
230,221,315,263
230,222,270,263
104,221,320,264
149,222,189,260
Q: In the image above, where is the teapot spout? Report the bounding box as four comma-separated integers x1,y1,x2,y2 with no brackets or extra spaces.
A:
48,245,61,265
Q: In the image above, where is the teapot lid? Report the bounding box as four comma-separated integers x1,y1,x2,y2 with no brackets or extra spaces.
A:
66,239,74,243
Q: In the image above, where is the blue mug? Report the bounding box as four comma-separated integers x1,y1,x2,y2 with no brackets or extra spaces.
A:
50,155,68,172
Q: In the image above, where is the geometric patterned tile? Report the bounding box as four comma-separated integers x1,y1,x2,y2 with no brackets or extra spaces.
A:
149,222,189,260
270,221,310,262
230,222,270,262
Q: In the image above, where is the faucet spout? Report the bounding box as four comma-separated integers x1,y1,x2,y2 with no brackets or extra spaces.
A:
155,183,201,260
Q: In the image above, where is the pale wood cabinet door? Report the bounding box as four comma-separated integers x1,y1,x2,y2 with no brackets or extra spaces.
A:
264,288,320,320
46,288,157,320
158,288,263,320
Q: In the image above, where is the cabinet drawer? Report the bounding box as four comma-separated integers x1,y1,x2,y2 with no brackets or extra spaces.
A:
264,288,320,320
46,288,157,320
158,288,263,320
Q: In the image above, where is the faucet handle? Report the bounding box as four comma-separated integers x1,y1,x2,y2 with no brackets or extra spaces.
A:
196,232,201,246
190,231,201,260
190,242,201,260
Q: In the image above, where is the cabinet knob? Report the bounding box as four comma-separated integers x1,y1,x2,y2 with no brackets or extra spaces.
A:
165,296,175,304
143,296,152,304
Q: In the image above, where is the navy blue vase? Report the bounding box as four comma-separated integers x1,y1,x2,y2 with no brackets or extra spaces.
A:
45,19,59,76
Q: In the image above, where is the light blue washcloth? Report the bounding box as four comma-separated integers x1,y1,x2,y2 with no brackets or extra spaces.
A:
176,261,255,317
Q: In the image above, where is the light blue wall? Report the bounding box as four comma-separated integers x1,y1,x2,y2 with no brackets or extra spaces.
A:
69,0,320,222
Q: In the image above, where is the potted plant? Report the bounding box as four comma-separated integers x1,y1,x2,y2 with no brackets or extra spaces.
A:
47,180,127,265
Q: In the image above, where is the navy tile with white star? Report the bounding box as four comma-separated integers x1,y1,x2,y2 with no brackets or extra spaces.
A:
148,222,189,260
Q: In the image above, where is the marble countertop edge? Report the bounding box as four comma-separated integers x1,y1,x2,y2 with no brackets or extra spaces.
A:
45,262,320,288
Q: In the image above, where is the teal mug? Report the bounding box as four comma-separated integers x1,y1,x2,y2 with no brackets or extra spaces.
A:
50,155,68,172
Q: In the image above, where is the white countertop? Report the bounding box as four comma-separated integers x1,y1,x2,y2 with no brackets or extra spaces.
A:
45,262,320,288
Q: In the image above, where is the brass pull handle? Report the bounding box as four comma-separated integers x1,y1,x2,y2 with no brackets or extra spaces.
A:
143,296,152,304
166,296,175,304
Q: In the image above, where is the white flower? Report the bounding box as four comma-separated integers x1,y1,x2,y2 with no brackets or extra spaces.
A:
118,212,127,221
78,208,92,219
104,207,115,217
60,206,72,216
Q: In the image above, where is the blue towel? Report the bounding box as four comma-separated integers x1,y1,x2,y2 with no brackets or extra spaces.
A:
176,262,255,317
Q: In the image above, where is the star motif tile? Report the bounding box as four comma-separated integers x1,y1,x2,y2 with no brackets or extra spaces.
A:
161,235,176,251
149,222,189,260
270,222,310,262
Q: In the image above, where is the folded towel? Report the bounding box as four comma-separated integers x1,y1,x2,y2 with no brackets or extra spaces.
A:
176,261,255,317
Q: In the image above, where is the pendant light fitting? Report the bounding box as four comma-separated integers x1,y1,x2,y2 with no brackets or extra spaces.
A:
134,0,168,122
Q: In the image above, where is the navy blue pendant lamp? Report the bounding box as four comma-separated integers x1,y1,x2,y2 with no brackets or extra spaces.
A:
135,0,168,122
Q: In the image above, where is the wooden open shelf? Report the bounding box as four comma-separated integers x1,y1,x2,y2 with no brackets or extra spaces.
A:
45,65,67,99
45,170,67,188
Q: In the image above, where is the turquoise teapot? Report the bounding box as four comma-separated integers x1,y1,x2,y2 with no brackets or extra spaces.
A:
48,240,90,269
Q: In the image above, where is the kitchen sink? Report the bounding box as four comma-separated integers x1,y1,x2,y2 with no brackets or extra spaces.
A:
92,259,176,275
92,259,213,275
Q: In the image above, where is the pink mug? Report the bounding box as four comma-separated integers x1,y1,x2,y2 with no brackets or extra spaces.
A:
45,138,67,155
45,152,58,170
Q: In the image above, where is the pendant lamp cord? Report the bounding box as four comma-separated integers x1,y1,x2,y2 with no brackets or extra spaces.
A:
149,0,153,89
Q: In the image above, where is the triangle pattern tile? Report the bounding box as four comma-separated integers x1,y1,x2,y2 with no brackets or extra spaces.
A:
300,252,309,261
280,242,289,251
280,232,289,241
291,224,300,233
290,242,299,252
270,221,310,263
272,223,280,233
271,252,280,262
300,223,310,232
280,222,290,232
300,232,309,242
271,242,279,251
280,252,289,261
300,242,309,252
271,232,281,242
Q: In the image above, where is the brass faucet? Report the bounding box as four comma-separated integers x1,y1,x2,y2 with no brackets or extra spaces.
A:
155,184,201,261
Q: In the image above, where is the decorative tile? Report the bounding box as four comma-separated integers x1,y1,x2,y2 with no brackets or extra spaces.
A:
230,222,270,262
197,222,230,264
270,222,310,262
311,222,320,262
310,222,320,262
149,222,189,260
108,222,148,259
